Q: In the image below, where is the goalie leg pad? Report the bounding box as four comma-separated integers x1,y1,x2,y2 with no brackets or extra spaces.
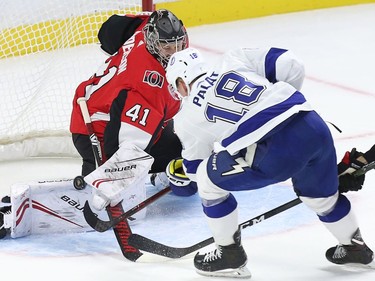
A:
10,180,94,238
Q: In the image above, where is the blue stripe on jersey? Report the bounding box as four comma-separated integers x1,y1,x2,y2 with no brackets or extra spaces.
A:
318,194,351,223
221,91,306,148
202,193,238,218
265,48,288,83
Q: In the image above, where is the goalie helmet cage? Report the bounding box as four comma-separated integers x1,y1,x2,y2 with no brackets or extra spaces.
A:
0,0,154,161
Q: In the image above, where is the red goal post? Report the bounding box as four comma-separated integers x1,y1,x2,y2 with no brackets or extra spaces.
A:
143,0,155,12
0,0,154,161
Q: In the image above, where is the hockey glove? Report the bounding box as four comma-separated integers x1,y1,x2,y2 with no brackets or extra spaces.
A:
166,158,197,196
337,148,366,193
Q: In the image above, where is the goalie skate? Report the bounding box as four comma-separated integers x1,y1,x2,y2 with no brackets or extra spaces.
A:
0,205,11,239
0,195,11,207
194,230,251,279
326,228,374,266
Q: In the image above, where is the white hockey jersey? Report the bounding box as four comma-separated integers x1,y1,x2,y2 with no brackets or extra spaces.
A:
173,47,313,181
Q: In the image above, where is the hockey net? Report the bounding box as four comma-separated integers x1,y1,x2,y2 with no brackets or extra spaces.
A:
0,0,153,161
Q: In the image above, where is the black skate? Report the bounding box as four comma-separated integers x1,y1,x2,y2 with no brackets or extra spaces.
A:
0,205,11,239
194,230,251,278
326,228,374,265
1,195,10,204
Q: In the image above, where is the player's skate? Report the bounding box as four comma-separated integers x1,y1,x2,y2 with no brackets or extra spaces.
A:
326,228,374,265
194,230,251,278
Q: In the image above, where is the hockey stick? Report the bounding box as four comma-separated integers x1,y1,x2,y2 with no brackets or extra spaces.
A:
77,97,103,167
128,197,303,258
77,97,142,262
73,97,105,190
83,186,171,232
352,161,375,176
127,161,375,259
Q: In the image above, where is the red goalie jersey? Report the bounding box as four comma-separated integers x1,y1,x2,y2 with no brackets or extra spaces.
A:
70,11,187,159
70,14,149,142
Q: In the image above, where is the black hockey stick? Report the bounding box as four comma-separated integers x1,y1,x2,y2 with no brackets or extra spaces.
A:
83,186,171,232
128,197,303,258
77,97,142,262
352,161,375,176
127,161,375,259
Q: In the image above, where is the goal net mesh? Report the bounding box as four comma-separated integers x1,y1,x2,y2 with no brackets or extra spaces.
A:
0,0,150,160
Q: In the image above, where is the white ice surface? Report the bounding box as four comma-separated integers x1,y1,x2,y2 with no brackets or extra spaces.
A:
1,4,375,280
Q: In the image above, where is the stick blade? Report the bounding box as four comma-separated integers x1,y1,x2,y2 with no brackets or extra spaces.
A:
128,234,183,258
128,234,214,259
83,201,112,232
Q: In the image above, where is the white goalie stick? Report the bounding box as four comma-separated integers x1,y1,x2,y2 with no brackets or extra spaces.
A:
127,161,375,260
77,97,143,262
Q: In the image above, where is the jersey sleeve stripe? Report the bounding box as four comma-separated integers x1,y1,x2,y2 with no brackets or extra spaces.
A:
265,47,288,83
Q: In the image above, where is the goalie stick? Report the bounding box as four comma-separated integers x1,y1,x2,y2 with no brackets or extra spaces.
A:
83,186,171,232
77,97,142,262
127,161,375,259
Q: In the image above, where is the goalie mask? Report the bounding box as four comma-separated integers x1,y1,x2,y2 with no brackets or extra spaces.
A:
166,47,208,100
143,9,188,68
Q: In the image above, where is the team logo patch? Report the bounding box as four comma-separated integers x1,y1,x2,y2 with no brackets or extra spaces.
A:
143,70,164,88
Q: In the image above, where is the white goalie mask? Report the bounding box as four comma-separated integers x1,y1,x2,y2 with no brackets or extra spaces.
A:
166,47,208,100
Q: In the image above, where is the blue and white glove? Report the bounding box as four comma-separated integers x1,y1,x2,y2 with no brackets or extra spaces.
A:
166,158,197,196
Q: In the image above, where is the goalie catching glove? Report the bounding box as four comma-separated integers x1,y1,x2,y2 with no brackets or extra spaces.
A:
166,158,197,196
337,148,366,193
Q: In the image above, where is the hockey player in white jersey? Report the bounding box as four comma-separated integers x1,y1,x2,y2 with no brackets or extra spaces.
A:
165,47,373,278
